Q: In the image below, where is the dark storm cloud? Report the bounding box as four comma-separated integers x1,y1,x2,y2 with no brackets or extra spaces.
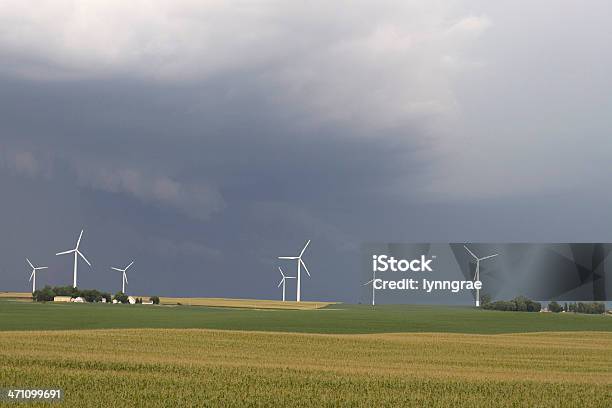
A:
0,70,433,300
1,1,612,301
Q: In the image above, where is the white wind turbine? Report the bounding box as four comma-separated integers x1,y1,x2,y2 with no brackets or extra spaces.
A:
464,245,498,307
278,240,311,302
56,229,91,288
111,261,134,294
26,258,48,293
363,269,377,306
277,267,296,302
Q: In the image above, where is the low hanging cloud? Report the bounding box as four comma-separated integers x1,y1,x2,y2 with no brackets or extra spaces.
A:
0,145,224,221
77,164,225,221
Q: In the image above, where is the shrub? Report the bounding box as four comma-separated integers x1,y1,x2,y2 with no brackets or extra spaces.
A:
566,302,606,314
113,292,129,304
482,296,540,312
33,286,56,302
480,294,492,307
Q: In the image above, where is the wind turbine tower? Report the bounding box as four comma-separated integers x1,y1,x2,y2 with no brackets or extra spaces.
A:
56,229,91,288
26,258,48,293
277,267,296,302
464,245,498,307
111,261,134,293
278,240,311,302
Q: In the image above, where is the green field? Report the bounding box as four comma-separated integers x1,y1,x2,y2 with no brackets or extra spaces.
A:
0,300,610,334
0,300,610,407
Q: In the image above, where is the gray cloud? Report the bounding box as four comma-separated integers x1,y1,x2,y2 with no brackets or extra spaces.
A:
0,1,611,301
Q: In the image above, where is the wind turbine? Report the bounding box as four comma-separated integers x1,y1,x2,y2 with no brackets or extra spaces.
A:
278,240,311,302
26,258,48,293
277,267,296,302
111,261,134,294
56,229,91,288
464,245,498,307
363,269,377,306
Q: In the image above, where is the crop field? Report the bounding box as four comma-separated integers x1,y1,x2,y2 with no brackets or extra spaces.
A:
0,293,334,310
0,292,31,300
0,300,610,334
0,301,610,406
0,329,610,407
157,296,334,309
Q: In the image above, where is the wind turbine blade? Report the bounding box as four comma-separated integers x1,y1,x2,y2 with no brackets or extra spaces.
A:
111,267,122,272
278,256,298,260
463,245,478,259
125,261,134,270
76,229,84,249
78,251,91,266
299,240,311,258
285,276,296,279
480,254,499,261
363,279,374,286
56,250,75,256
29,271,34,281
277,279,284,288
37,267,48,270
278,266,285,278
300,259,310,277
26,258,34,269
124,272,128,284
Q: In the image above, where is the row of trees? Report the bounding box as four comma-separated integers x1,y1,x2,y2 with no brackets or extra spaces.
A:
32,286,160,305
481,295,541,312
33,286,112,303
548,301,606,314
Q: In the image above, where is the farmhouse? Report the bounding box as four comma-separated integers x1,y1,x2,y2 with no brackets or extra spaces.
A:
53,296,71,302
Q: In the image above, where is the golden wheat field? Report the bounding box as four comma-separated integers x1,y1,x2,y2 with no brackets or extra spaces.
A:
0,292,31,299
157,297,334,309
0,329,610,407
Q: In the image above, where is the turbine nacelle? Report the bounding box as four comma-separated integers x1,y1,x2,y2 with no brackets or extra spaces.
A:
277,267,295,287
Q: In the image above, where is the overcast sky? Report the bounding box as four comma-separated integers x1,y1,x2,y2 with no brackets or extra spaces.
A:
1,1,611,301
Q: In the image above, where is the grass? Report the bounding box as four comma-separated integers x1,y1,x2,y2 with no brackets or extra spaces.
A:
0,300,610,334
0,329,610,407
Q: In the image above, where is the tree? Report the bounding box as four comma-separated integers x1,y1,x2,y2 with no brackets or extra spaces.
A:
33,286,55,302
548,301,563,313
114,292,129,304
150,296,160,305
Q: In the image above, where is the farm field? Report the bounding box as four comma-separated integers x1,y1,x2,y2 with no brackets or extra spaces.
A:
1,300,610,406
0,292,334,310
0,292,31,299
0,300,610,334
0,329,610,407
156,296,334,309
